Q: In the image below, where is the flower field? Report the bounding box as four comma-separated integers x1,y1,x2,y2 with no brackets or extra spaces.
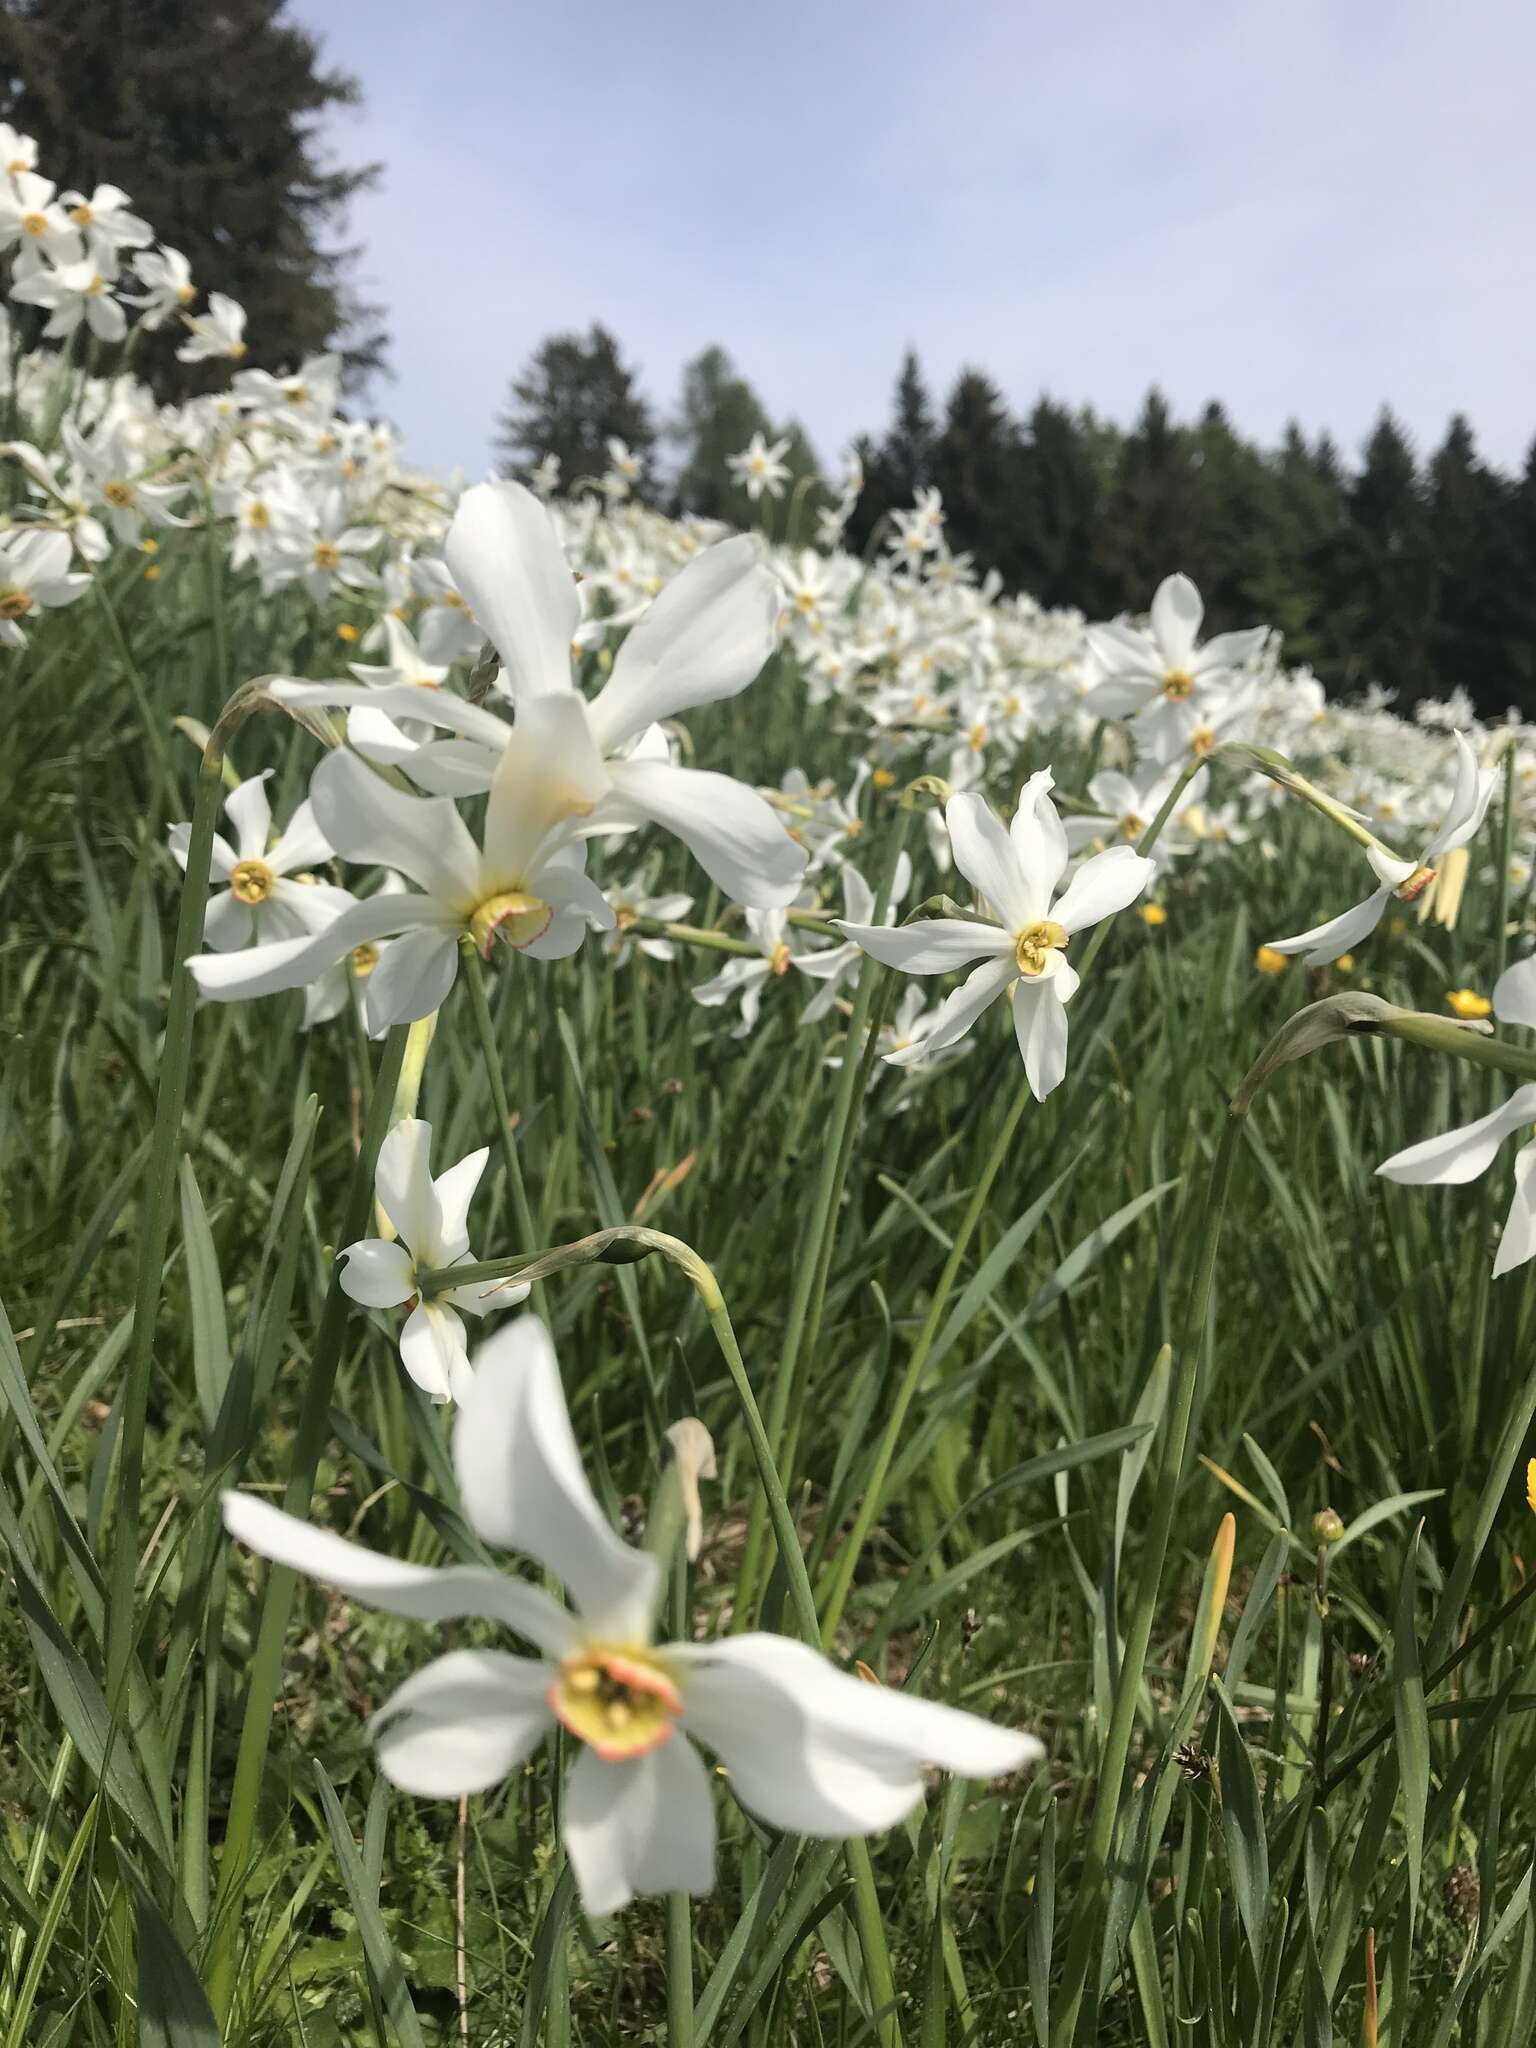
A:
8,137,1536,2048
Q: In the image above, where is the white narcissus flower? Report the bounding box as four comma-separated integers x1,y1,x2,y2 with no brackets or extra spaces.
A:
0,171,83,266
185,714,616,1031
0,526,91,647
838,772,1155,1100
1376,1083,1536,1279
177,291,247,363
1264,732,1497,968
1064,762,1209,859
727,432,791,502
273,482,807,908
339,1118,525,1402
168,770,353,956
691,907,830,1037
795,854,912,1024
10,255,126,343
1376,963,1536,1278
123,245,196,328
59,183,152,260
0,124,38,177
1083,573,1268,763
602,877,695,965
222,1317,1041,1916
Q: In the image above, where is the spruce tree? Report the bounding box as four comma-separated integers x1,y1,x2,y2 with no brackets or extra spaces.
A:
1334,410,1435,702
1427,416,1518,714
0,0,384,390
671,346,773,520
931,369,1022,579
845,350,937,553
496,325,656,491
1012,400,1110,609
1094,389,1210,609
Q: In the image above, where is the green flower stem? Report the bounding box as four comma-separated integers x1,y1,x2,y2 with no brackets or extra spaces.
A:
1218,743,1406,864
1376,1011,1536,1084
207,1021,411,2025
848,1833,904,2048
815,1068,1035,1648
1049,1104,1246,2048
735,815,912,1624
460,945,541,1299
104,708,231,1700
1073,758,1202,983
202,485,230,704
629,917,761,959
95,576,172,796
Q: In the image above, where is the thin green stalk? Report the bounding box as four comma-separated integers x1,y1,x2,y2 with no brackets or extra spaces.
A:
848,1835,904,2048
460,945,540,1277
95,577,172,794
816,1065,1034,1646
1049,1107,1245,2048
207,1021,411,2023
104,722,225,1699
202,484,230,703
667,1539,694,2048
736,814,911,1621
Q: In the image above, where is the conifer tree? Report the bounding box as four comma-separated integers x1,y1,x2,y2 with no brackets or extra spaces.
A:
931,369,1022,579
1012,400,1110,610
1094,389,1210,609
671,346,774,520
0,0,384,391
1334,411,1435,702
496,325,656,491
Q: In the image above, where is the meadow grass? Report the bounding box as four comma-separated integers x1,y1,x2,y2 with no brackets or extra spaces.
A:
4,545,1536,2047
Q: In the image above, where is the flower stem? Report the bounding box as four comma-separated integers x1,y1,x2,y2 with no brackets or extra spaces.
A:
1049,1106,1245,2047
207,1021,411,2024
817,1066,1035,1647
460,945,541,1294
736,815,912,1624
103,720,224,1701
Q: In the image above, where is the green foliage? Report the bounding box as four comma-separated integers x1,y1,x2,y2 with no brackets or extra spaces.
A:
6,511,1536,2044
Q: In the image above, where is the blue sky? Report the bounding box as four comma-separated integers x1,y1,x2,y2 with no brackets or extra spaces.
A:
296,0,1536,482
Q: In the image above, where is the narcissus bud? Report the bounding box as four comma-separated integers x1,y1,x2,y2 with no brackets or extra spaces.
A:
1312,1508,1345,1546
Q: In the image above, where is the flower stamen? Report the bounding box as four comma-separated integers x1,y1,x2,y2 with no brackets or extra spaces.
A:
1014,919,1068,978
549,1648,682,1762
230,858,277,905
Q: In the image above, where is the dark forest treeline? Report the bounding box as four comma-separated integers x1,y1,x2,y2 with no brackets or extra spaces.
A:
499,330,1536,718
845,354,1536,717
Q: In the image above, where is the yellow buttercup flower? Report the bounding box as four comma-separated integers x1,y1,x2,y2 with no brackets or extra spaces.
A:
1254,945,1288,976
1446,988,1492,1020
872,767,896,790
1336,953,1355,973
336,622,359,643
1140,902,1168,927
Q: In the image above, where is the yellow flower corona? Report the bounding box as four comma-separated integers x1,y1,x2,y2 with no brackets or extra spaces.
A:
549,1648,682,1763
1014,919,1068,977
